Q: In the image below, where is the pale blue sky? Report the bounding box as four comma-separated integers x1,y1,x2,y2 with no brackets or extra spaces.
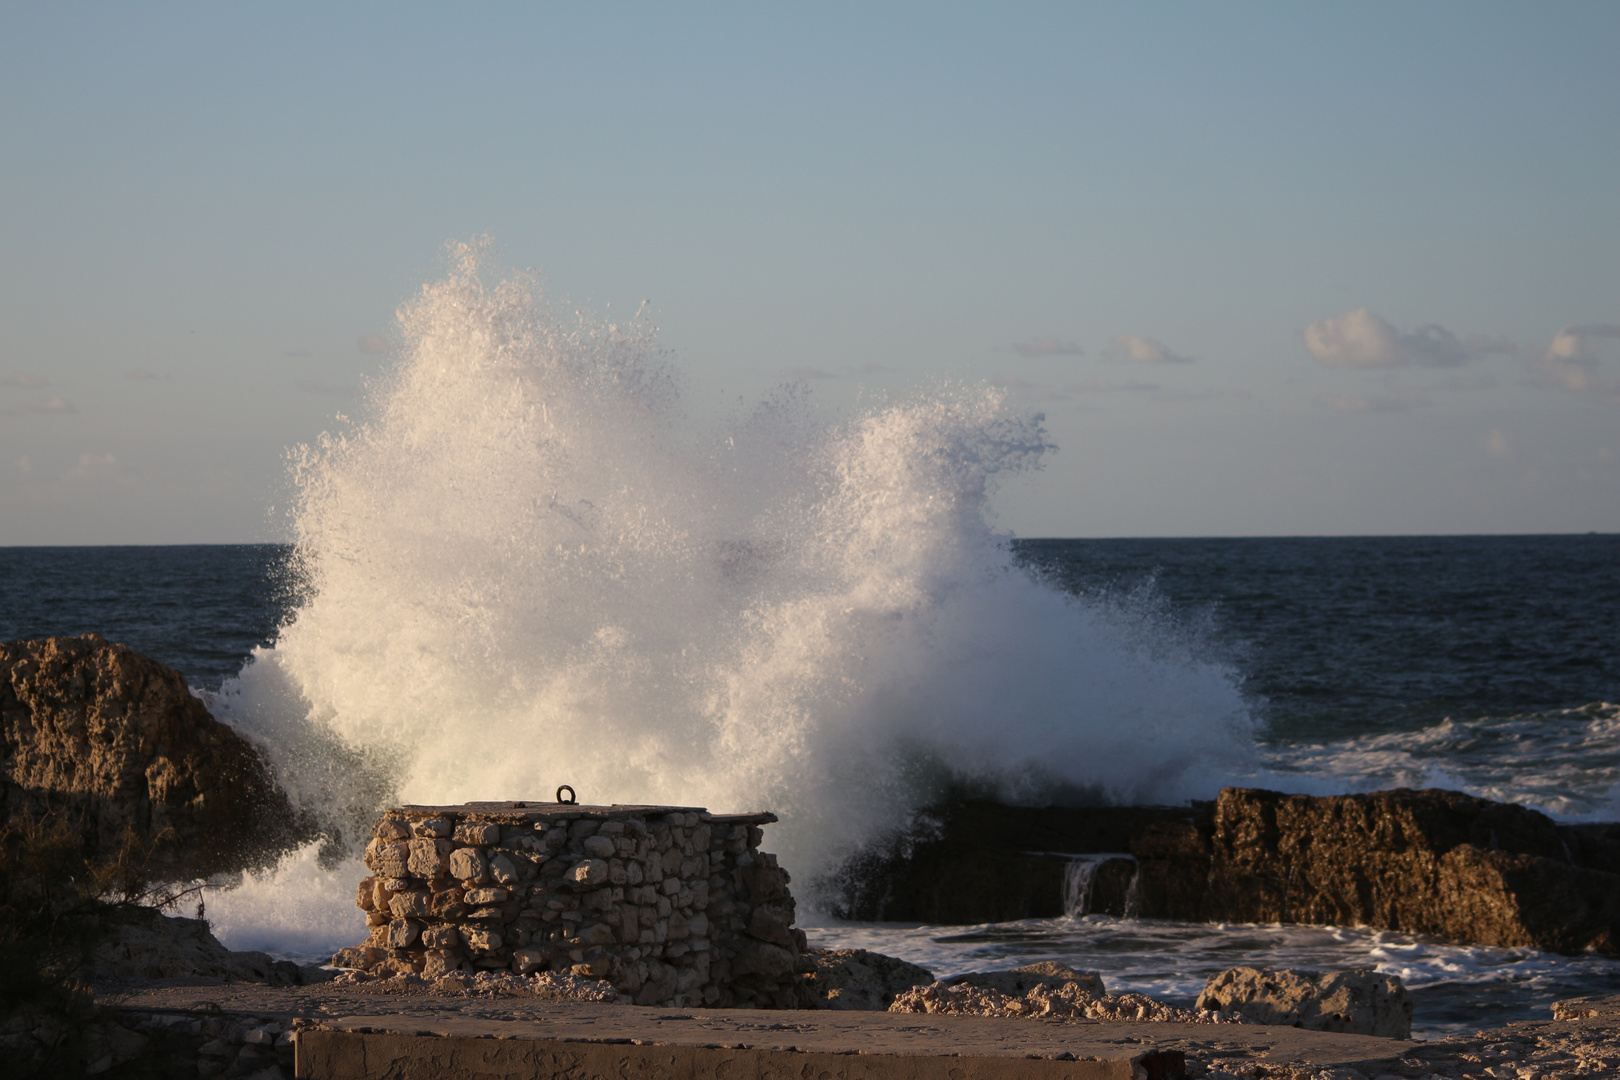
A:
3,3,1617,543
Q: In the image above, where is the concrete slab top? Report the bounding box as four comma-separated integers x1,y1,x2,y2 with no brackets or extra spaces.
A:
99,983,1413,1073
388,802,778,825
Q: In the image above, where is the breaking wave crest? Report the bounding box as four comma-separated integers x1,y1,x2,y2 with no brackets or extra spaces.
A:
207,243,1257,915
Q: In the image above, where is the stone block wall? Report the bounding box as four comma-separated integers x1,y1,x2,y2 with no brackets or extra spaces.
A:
332,801,807,1008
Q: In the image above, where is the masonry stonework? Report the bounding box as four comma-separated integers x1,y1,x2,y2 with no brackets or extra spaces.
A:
332,801,807,1008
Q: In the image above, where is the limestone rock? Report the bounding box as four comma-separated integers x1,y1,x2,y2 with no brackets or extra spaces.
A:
1196,966,1413,1039
945,961,1106,998
0,634,310,879
890,979,1221,1024
799,948,936,1010
449,847,487,881
834,788,1620,956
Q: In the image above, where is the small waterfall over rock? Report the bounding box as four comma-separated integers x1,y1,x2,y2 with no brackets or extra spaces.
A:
1061,854,1138,918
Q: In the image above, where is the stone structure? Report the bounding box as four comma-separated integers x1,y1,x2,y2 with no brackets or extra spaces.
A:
0,634,308,880
835,787,1620,955
334,801,807,1007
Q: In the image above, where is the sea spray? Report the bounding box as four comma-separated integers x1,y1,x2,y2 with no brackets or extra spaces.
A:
203,243,1256,951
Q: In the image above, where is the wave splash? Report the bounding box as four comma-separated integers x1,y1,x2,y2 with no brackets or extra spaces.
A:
208,244,1256,913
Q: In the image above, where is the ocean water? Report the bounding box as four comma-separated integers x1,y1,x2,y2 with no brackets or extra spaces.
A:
3,251,1617,1036
4,536,1618,1035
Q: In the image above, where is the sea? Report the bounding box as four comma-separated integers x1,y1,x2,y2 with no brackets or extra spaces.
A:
2,256,1617,1038
3,535,1617,1037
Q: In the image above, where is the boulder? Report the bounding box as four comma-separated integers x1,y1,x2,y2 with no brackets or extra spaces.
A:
799,948,935,1010
1196,966,1413,1040
1,635,310,880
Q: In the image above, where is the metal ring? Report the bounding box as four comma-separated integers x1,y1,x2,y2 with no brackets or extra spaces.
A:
556,784,577,805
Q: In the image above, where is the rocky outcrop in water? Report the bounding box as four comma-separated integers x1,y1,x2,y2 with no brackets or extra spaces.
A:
1,634,308,881
1196,966,1413,1040
833,787,1620,956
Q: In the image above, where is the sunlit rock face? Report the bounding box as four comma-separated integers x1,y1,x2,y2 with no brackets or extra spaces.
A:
0,634,308,880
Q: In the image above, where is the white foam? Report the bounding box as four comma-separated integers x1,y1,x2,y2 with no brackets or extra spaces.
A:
202,243,1258,951
201,843,366,964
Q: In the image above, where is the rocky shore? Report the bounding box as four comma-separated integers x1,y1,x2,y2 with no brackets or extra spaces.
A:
8,633,1620,1076
833,789,1620,956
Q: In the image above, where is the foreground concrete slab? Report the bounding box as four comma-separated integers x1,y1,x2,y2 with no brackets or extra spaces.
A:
99,984,1416,1080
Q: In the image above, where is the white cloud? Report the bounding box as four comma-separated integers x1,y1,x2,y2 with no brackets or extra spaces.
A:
1304,309,1512,368
782,366,836,380
27,395,77,414
1316,386,1434,413
1533,323,1620,404
1104,334,1194,365
1013,337,1084,358
357,333,389,354
1,372,50,387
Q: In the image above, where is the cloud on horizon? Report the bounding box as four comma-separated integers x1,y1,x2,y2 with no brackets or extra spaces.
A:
1533,323,1620,404
1304,309,1513,368
1104,334,1194,365
1013,337,1084,358
1,372,51,387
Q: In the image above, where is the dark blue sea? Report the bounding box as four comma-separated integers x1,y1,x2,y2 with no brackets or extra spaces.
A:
3,535,1618,1035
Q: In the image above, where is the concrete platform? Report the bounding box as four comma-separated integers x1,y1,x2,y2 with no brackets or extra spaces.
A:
99,984,1416,1080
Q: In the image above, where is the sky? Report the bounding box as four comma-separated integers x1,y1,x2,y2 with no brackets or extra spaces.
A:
2,2,1617,544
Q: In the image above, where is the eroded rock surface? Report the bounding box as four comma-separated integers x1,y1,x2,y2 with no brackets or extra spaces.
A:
1196,966,1413,1040
799,948,935,1009
1,634,308,880
835,787,1620,955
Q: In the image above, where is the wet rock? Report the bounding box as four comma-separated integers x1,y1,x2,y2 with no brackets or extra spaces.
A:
1196,966,1413,1039
833,787,1620,955
1,634,311,879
